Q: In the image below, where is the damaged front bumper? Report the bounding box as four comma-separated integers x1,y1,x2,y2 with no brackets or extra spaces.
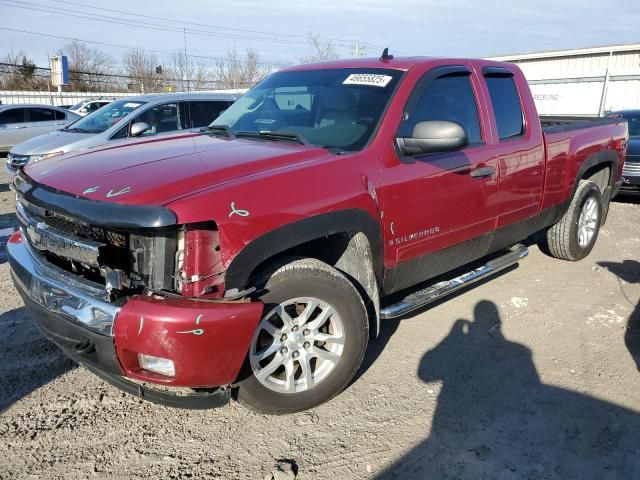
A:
7,231,264,409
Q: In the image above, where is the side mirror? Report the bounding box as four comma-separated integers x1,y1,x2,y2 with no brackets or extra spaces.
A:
130,122,150,137
79,107,88,113
397,120,468,156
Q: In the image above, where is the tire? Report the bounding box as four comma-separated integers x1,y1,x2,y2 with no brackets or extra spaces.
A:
544,180,603,261
237,257,369,414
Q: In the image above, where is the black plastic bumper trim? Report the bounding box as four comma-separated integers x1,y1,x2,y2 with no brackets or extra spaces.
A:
14,170,177,230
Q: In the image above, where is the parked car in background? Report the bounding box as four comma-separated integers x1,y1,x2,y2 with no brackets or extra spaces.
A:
0,104,80,153
5,92,238,173
67,98,114,117
608,110,640,193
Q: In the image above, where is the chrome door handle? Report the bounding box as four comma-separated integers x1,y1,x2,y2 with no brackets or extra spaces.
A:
14,125,27,129
470,166,496,178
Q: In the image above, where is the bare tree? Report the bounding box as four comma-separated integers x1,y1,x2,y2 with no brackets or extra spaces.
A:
0,49,46,90
121,48,165,93
299,33,339,64
168,50,213,91
57,41,115,91
215,47,271,90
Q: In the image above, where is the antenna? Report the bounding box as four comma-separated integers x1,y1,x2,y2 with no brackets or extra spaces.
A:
380,48,394,62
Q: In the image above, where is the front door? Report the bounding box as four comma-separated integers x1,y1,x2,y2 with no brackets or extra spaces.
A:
380,66,500,293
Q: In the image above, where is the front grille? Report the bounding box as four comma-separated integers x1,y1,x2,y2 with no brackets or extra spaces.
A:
26,207,127,247
7,153,29,168
623,156,640,176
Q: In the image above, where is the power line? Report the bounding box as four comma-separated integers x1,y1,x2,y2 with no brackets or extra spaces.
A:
36,0,387,50
0,27,282,66
0,62,223,86
1,0,386,51
0,1,306,45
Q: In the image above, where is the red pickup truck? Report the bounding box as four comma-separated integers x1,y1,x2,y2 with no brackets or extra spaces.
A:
8,55,627,414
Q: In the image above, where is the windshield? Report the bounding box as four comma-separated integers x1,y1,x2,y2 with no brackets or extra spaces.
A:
69,101,86,110
212,68,403,151
66,100,145,134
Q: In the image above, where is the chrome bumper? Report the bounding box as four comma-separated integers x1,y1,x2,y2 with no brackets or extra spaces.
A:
7,234,118,336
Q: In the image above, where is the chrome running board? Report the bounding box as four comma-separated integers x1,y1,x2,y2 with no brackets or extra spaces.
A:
380,244,529,320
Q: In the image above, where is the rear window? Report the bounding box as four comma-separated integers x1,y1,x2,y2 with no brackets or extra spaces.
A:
485,76,524,140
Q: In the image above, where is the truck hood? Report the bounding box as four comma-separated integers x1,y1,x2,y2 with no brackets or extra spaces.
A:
10,129,95,155
24,132,330,206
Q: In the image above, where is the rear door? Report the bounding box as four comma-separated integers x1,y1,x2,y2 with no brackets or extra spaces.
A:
23,107,64,142
380,65,500,292
480,67,544,244
0,107,27,150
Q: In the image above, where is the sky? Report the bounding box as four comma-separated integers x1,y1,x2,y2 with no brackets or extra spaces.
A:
1,0,640,69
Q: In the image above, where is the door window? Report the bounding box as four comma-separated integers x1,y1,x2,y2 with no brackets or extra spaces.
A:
0,108,25,124
26,108,56,122
485,76,524,140
399,74,482,145
184,100,233,128
54,110,66,120
133,103,179,135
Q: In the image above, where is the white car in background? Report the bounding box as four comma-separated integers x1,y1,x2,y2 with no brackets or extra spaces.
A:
0,104,80,153
6,92,238,173
67,99,114,117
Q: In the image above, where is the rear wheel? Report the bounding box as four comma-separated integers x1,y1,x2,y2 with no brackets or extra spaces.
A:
543,180,603,261
237,258,369,414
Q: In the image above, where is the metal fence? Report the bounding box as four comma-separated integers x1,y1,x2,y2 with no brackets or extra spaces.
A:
0,90,131,107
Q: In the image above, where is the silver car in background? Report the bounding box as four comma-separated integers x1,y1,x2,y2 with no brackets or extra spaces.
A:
0,104,80,152
67,98,114,117
6,92,238,173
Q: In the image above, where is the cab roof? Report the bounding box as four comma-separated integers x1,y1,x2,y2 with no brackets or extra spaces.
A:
282,56,514,72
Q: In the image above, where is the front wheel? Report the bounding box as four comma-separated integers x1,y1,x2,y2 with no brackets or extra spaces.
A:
237,258,369,414
543,180,603,261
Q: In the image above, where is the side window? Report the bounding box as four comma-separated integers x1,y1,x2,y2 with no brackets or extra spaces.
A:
54,110,66,120
400,75,482,145
0,108,25,124
26,108,56,122
485,76,524,140
133,103,178,135
186,101,232,128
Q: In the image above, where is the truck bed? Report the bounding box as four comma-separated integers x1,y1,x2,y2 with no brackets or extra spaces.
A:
540,116,622,134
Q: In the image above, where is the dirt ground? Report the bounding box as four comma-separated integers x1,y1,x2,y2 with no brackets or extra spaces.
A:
1,166,639,480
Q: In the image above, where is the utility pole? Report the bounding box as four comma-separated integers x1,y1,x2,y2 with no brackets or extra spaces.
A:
183,27,190,93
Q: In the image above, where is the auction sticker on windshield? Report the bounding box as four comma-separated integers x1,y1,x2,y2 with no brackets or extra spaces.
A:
343,74,393,87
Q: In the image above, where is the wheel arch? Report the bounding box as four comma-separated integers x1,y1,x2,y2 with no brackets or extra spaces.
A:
224,209,384,336
570,149,617,223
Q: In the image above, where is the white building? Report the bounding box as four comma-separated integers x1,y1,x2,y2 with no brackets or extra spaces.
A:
489,44,640,116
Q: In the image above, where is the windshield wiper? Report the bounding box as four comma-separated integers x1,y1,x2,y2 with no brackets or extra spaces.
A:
64,127,94,133
204,124,235,138
236,130,310,146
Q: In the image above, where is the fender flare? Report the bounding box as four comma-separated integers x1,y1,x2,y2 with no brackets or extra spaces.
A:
570,149,619,198
224,209,384,291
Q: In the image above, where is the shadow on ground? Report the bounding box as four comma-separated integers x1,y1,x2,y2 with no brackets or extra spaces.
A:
377,300,640,479
598,260,640,371
0,308,74,413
